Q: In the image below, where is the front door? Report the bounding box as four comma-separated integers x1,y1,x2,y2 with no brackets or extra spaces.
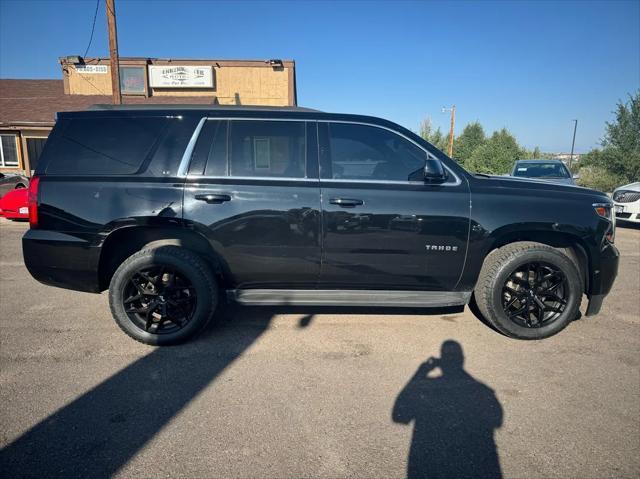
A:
183,119,321,289
318,122,470,291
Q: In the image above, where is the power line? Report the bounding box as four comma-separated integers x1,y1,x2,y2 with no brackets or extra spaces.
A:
83,0,101,58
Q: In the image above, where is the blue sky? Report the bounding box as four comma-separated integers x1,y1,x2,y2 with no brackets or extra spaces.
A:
1,0,638,152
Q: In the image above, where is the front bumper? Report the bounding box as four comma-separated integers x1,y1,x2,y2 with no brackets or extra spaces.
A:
614,200,640,224
585,242,619,316
22,229,101,293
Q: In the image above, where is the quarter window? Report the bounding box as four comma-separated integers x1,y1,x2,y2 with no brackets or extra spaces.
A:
44,117,167,175
0,134,19,167
229,120,306,178
326,123,426,182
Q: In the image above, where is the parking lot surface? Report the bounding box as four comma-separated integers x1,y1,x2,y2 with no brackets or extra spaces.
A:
1,219,638,478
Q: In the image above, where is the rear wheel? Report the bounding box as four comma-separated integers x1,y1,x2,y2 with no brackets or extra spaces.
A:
109,246,218,345
474,242,582,339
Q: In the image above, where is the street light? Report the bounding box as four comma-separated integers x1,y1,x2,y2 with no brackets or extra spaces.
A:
569,119,578,170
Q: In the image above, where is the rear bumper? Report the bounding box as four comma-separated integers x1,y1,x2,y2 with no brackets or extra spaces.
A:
585,242,619,316
22,229,101,293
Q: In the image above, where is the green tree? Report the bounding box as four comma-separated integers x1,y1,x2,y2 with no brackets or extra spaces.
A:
580,91,640,184
419,118,448,152
453,121,485,166
465,128,524,174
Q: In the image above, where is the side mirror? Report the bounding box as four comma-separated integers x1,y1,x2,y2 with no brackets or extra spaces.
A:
424,158,447,183
572,174,580,180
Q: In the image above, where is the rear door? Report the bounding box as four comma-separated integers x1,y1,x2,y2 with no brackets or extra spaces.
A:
183,118,321,289
318,121,470,291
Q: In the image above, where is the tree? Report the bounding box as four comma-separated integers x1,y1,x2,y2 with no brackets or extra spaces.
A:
454,122,485,166
580,91,640,184
465,128,524,174
419,117,448,152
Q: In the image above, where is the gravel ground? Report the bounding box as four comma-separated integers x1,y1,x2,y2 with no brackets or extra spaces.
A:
1,218,638,478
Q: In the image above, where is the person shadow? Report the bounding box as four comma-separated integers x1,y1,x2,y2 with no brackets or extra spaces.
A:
392,340,503,479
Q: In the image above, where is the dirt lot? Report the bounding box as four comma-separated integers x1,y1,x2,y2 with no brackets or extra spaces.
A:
1,219,638,478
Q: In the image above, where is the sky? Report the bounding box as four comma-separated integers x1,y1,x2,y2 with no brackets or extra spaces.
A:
1,0,638,153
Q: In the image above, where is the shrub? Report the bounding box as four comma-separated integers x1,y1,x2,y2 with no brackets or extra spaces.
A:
575,166,624,193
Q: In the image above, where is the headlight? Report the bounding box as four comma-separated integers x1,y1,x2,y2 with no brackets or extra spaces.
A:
593,202,615,243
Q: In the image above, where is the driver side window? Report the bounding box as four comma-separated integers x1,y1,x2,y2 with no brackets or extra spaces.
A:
326,123,426,182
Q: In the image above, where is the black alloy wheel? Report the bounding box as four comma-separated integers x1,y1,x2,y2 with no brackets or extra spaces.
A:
109,246,218,345
123,266,197,334
474,241,582,340
502,261,568,328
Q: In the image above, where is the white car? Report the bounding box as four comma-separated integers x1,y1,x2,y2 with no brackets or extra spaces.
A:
613,182,640,224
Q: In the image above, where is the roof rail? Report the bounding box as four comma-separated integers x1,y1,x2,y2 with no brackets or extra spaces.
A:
87,104,320,112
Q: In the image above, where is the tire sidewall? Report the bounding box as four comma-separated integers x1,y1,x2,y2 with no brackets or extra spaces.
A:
489,249,582,339
109,249,216,346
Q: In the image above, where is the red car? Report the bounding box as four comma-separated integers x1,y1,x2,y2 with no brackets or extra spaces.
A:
0,187,29,220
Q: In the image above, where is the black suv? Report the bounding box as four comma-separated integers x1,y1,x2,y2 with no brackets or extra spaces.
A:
23,105,619,345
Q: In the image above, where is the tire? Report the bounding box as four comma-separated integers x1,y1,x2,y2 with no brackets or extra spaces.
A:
474,241,582,340
109,245,218,345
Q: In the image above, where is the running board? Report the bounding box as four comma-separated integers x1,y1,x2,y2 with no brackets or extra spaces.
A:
227,289,471,307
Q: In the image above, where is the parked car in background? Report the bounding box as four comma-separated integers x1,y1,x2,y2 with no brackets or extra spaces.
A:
511,159,576,185
0,172,29,197
612,182,640,224
0,187,29,220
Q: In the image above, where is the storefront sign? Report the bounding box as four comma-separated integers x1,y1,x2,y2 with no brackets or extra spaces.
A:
148,65,214,88
75,65,108,74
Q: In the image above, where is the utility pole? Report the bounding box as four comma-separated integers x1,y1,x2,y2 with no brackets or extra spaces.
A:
569,119,578,171
442,105,456,157
106,0,122,105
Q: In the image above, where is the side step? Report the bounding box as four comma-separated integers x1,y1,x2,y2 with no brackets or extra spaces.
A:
227,289,471,307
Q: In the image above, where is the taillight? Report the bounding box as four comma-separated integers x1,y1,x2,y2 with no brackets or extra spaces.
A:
28,176,40,228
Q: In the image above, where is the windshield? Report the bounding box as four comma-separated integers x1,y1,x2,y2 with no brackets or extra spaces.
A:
513,162,570,179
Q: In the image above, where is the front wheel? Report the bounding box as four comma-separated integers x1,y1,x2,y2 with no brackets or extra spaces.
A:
109,246,218,345
474,242,582,339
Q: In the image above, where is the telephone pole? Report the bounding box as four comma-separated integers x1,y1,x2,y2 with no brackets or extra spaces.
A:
442,105,456,157
569,119,578,170
106,0,122,105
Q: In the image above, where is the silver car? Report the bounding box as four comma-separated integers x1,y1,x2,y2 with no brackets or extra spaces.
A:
511,159,576,185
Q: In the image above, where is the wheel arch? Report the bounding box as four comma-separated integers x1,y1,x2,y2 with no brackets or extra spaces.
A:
98,225,230,291
483,229,590,294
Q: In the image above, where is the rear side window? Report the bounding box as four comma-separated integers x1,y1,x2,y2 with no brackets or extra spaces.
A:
44,117,167,175
229,120,306,178
188,120,228,176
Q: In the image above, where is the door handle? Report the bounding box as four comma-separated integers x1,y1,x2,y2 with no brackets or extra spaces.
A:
329,198,364,208
195,193,232,204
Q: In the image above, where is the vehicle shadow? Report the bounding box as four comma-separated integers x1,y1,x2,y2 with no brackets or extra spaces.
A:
393,340,503,479
0,303,462,477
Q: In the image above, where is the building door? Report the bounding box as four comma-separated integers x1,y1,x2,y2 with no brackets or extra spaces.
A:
318,121,470,292
26,137,48,173
183,119,322,289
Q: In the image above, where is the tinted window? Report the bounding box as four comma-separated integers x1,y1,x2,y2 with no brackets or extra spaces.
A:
45,117,167,175
513,162,570,179
149,116,201,177
327,123,425,181
188,120,227,176
229,121,306,178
